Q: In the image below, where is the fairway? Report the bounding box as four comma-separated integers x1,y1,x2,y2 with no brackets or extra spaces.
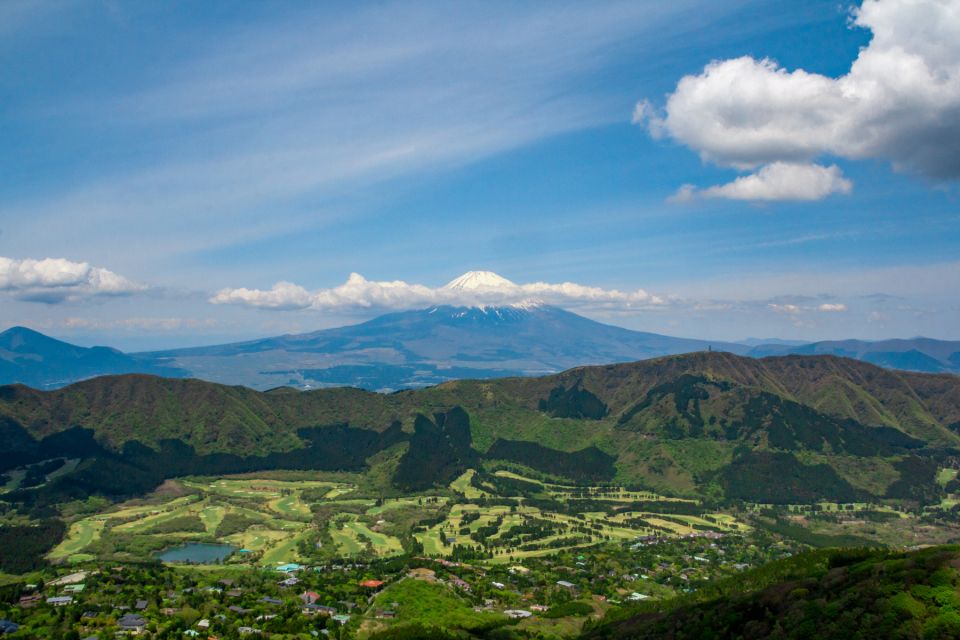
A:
52,468,755,566
345,521,403,556
261,528,313,566
270,493,311,518
330,520,365,556
450,469,488,499
49,518,106,559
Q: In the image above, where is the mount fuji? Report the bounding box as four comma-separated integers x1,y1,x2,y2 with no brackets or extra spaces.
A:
137,271,748,390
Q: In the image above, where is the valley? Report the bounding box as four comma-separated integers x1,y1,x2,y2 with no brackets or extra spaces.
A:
3,352,960,638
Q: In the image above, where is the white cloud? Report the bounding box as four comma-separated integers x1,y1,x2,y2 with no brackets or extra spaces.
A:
768,303,802,314
818,303,848,312
769,301,850,314
640,0,960,199
673,163,852,202
210,270,663,312
0,256,144,303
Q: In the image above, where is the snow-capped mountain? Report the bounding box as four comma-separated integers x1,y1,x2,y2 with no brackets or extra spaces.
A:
443,270,517,291
143,301,747,390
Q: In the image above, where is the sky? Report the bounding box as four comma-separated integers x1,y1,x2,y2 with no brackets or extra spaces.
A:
1,0,958,351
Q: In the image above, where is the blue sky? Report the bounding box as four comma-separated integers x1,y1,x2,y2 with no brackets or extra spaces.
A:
1,0,958,350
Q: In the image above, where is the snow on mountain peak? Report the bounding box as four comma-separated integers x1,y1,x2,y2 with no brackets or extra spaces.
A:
444,270,516,291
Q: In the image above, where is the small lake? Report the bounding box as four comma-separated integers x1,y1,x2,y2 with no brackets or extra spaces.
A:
156,542,235,564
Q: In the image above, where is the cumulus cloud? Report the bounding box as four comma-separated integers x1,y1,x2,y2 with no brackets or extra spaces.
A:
769,301,848,314
672,163,852,202
639,0,960,199
0,256,144,303
210,271,664,312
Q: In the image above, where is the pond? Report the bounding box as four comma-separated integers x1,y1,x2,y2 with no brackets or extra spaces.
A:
156,542,236,564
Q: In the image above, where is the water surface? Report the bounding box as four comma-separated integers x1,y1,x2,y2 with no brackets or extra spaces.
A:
156,542,235,564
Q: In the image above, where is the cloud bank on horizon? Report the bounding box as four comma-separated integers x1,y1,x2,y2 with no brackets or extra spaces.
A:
637,0,960,201
209,270,665,312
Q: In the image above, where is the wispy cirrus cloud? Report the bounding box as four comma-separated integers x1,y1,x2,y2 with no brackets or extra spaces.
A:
3,0,717,266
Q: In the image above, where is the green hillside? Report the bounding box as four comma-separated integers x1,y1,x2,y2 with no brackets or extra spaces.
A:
583,545,960,640
2,352,959,510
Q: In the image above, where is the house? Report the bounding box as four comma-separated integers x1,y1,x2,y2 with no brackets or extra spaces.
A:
238,627,262,635
491,581,505,589
229,605,251,614
64,584,86,593
161,607,179,616
556,580,576,590
331,614,351,625
226,589,243,598
302,604,337,616
504,610,533,619
275,563,303,573
17,594,42,608
260,597,283,605
135,599,149,610
47,596,74,606
376,610,396,619
300,591,321,605
196,619,210,629
530,604,549,612
278,576,299,587
117,613,146,633
628,592,650,601
358,579,384,589
0,620,19,635
449,576,471,591
183,631,200,638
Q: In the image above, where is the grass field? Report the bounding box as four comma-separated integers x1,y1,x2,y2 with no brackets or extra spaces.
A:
51,467,760,566
450,469,488,499
48,518,106,560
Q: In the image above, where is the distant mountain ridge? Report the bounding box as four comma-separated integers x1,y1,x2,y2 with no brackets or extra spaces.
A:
1,309,958,390
140,303,749,390
0,326,184,389
748,337,960,374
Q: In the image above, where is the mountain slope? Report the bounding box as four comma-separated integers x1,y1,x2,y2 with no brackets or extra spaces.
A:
2,352,958,508
749,337,960,374
0,326,184,389
144,304,748,390
583,546,960,640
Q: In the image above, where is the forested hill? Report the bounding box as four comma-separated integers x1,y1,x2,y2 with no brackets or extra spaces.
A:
2,351,960,507
582,545,960,640
4,351,957,454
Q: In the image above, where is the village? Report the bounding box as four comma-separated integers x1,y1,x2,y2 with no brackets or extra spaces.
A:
0,529,800,639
